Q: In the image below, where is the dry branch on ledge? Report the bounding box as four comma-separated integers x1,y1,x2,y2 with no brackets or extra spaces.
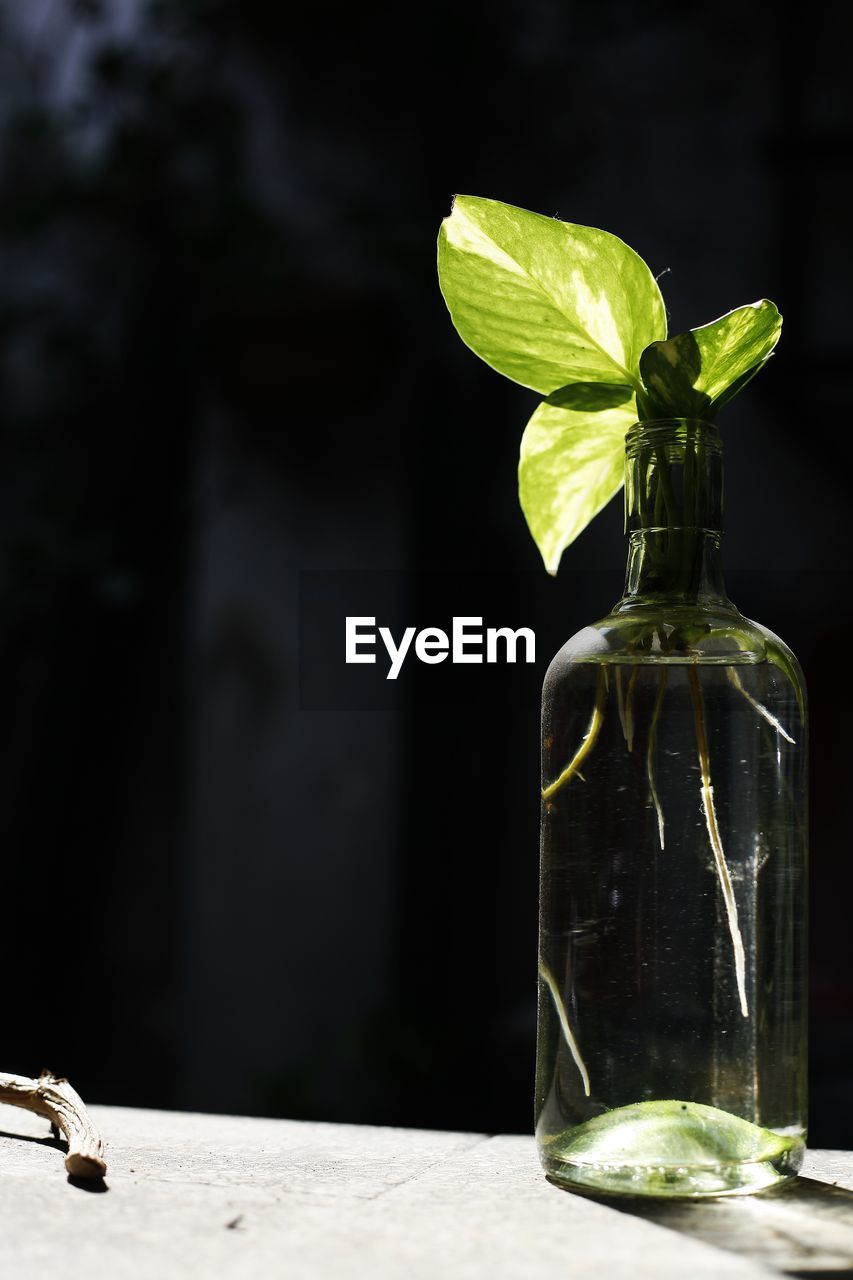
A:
0,1070,106,1179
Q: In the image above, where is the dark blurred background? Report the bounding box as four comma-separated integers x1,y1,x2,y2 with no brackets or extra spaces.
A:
1,0,851,1146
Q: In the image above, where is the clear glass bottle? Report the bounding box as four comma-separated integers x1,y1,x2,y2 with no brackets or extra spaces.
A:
536,419,807,1198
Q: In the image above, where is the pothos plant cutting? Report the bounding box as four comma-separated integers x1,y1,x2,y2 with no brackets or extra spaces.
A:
438,196,807,1197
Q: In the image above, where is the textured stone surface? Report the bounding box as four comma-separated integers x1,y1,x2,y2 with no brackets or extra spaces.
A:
1,1105,851,1278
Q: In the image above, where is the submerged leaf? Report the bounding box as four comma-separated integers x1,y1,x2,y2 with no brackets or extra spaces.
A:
544,1100,792,1167
639,300,782,419
519,399,637,573
438,195,666,395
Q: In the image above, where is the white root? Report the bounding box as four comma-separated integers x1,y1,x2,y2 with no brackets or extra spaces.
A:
624,666,639,752
542,667,607,800
615,667,628,744
539,958,591,1097
688,664,749,1018
646,668,668,850
727,666,795,744
0,1070,106,1179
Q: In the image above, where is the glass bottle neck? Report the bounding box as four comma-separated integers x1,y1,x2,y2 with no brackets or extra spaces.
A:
614,419,732,611
620,528,728,605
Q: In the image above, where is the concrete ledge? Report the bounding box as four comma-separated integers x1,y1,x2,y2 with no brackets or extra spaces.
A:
1,1105,851,1278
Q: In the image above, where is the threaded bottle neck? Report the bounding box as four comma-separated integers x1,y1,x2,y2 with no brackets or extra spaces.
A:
624,418,723,535
616,419,730,610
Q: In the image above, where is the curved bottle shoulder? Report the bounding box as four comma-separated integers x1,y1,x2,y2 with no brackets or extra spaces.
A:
543,604,806,707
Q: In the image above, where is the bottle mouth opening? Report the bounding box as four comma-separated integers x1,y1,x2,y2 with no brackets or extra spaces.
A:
625,418,722,457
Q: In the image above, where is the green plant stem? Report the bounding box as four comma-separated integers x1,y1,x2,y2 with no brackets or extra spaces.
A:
653,446,679,525
539,958,591,1097
542,666,607,800
688,663,749,1018
646,668,668,849
679,431,698,589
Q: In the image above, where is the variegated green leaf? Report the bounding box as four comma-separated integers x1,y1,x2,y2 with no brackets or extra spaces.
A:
438,195,666,395
638,300,782,419
519,399,637,574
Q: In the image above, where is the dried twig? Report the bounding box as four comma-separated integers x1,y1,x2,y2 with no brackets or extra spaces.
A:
688,664,749,1018
0,1070,106,1179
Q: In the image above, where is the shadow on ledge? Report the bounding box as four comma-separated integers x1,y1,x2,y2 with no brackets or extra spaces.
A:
0,1127,63,1152
67,1174,109,1193
0,1128,109,1193
555,1176,853,1277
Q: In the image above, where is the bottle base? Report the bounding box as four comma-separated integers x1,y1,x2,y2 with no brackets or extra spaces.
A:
541,1149,803,1198
538,1100,805,1199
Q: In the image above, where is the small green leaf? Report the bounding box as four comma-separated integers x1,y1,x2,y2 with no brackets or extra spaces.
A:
639,300,782,419
546,383,635,411
438,195,666,395
519,399,637,574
